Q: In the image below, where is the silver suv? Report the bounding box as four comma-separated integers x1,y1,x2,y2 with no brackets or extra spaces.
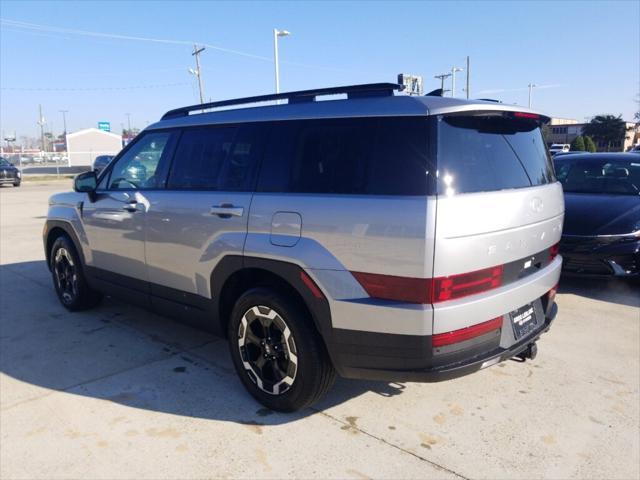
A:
44,83,563,411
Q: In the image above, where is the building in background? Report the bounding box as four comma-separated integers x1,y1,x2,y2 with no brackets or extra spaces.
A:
66,128,122,167
546,118,639,152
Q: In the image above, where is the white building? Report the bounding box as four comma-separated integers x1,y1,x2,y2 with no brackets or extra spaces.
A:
66,128,122,167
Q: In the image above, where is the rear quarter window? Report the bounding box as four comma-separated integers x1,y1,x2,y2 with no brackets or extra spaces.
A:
257,117,432,195
436,115,555,195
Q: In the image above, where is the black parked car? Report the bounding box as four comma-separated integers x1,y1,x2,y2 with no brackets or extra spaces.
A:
0,157,21,187
554,153,640,277
93,155,114,174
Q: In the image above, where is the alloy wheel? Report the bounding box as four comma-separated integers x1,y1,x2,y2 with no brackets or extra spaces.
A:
237,305,298,395
53,247,78,304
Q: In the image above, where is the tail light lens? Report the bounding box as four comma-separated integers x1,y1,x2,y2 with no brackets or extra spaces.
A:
549,242,560,262
352,264,503,304
431,265,503,302
351,272,431,304
432,317,503,347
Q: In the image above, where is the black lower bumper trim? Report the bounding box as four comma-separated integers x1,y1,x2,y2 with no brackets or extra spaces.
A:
335,303,557,383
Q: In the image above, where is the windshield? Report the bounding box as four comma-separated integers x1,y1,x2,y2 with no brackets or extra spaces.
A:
0,158,11,167
554,157,640,195
436,114,555,195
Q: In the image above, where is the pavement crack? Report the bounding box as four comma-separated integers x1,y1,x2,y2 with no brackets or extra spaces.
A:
312,409,471,480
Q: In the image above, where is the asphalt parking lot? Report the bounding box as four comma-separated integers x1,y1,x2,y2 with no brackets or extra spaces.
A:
1,182,638,480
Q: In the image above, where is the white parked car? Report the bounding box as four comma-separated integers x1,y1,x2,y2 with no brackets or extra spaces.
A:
549,143,570,155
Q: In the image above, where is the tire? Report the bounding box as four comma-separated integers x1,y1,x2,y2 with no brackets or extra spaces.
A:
13,181,20,187
227,287,336,412
50,234,102,311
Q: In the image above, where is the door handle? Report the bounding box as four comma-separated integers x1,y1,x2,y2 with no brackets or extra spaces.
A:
122,200,139,212
210,204,244,218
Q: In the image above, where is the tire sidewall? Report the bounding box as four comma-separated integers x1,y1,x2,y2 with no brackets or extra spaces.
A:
50,235,91,311
227,288,324,412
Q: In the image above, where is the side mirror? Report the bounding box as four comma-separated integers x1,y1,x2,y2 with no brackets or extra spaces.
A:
74,171,97,194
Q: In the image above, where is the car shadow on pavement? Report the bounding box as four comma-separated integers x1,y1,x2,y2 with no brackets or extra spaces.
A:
558,275,639,309
0,260,404,426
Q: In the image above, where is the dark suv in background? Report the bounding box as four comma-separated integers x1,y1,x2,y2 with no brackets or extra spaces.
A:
0,157,21,187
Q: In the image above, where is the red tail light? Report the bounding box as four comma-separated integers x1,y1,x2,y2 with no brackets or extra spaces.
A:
432,317,503,347
431,265,503,302
514,112,540,120
352,264,503,304
351,271,431,304
549,243,560,262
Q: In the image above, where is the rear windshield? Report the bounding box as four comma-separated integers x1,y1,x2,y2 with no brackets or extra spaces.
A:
554,157,640,195
436,115,555,195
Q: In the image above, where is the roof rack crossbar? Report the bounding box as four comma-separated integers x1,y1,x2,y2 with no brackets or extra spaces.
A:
161,83,404,120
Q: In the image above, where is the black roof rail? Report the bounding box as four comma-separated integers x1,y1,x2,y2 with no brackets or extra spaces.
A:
477,98,502,103
161,83,404,120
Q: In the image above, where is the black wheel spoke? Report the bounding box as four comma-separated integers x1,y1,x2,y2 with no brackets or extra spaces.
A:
238,306,297,395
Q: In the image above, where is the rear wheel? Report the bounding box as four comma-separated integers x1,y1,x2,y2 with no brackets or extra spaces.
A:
50,235,102,311
227,288,335,412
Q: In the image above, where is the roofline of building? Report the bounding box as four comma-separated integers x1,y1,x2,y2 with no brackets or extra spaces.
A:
66,128,122,140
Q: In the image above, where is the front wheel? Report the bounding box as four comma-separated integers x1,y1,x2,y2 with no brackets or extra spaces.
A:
50,235,102,311
227,288,336,412
12,181,20,187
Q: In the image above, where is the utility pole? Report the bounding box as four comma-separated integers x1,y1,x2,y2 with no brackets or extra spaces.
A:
528,83,537,108
59,110,68,135
125,113,132,133
191,44,206,104
37,104,46,152
451,66,464,98
434,73,452,93
465,56,470,99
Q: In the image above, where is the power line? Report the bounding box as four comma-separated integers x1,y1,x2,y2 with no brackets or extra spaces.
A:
0,18,374,74
1,82,191,92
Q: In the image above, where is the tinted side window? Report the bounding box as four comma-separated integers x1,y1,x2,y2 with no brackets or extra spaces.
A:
257,117,431,195
168,125,264,191
369,117,431,195
108,131,175,190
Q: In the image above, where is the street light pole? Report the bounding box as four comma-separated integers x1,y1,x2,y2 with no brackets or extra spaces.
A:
528,83,537,108
273,28,290,94
451,67,463,97
191,44,206,104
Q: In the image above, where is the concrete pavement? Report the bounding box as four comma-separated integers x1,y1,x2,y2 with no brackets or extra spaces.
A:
1,183,638,479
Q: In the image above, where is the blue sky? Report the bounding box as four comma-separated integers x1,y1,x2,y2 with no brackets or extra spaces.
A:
1,0,638,138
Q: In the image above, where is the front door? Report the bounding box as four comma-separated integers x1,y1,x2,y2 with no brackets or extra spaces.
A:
82,131,177,286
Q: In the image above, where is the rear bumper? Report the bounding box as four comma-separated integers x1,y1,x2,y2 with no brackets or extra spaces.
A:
333,302,557,382
561,236,640,277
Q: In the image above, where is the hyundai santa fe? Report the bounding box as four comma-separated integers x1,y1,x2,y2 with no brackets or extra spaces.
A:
44,83,563,411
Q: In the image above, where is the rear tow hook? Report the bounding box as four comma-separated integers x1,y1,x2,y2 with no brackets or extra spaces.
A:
516,342,538,362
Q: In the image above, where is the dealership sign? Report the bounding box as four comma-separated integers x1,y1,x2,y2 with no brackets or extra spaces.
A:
98,121,111,132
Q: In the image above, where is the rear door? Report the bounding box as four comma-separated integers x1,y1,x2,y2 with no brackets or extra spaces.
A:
144,123,266,298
